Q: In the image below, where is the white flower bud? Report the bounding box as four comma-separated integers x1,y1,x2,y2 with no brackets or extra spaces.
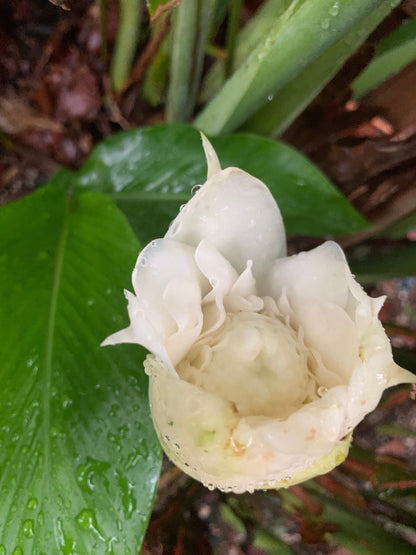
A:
103,135,415,493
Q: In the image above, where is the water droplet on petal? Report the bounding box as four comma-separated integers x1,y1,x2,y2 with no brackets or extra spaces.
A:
191,184,202,195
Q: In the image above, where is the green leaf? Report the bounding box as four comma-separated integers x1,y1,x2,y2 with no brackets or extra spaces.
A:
195,0,396,135
380,212,416,240
200,0,294,104
318,496,416,554
111,0,142,91
167,0,216,122
0,186,162,553
353,17,416,98
243,1,394,137
69,123,368,243
350,246,416,285
146,0,171,16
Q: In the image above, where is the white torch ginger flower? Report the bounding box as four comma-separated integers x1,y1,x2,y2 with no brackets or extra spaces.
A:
103,135,415,493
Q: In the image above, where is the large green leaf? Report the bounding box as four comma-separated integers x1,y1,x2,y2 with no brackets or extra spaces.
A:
69,123,368,245
0,186,162,553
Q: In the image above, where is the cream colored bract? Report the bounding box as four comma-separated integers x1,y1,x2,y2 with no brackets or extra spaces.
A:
103,135,415,493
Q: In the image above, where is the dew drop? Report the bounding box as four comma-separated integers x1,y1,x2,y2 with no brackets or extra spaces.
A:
321,19,330,29
61,395,72,409
27,497,38,510
297,179,305,187
329,2,339,16
22,519,34,538
267,94,274,101
76,508,102,537
87,299,95,307
140,257,147,267
179,204,186,211
12,548,23,555
191,184,202,195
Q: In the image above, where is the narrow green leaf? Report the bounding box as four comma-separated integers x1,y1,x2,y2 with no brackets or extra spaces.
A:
200,0,297,105
225,0,243,76
70,123,368,244
317,496,416,554
195,0,396,135
243,2,394,137
350,246,416,285
353,17,416,98
381,212,416,239
167,0,216,122
111,0,142,91
0,186,162,552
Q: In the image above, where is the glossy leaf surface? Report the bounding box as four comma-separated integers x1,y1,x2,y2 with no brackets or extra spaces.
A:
0,186,162,553
71,124,368,244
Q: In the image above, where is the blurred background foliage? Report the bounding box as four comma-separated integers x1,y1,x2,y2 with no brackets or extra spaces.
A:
1,0,416,553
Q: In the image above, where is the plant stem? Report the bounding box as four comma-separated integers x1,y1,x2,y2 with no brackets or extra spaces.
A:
111,0,142,92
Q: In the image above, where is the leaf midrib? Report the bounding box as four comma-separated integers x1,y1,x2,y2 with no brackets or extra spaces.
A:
42,196,72,491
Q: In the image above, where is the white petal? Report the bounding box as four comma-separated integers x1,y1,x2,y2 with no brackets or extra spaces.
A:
195,240,238,333
345,319,416,432
134,239,205,330
163,278,204,365
146,355,351,493
104,239,206,369
166,166,286,277
225,260,264,313
201,133,221,178
263,241,350,308
103,290,175,374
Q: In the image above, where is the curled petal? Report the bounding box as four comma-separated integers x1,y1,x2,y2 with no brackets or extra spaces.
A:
263,241,351,310
102,291,174,374
166,146,286,277
201,132,221,178
146,355,351,493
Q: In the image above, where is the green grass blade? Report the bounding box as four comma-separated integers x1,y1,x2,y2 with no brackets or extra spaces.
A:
350,246,416,285
353,16,416,98
195,0,397,135
167,0,215,122
200,0,295,104
111,0,142,91
243,2,394,137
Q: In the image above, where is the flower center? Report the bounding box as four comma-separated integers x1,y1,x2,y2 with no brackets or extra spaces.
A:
177,309,317,419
